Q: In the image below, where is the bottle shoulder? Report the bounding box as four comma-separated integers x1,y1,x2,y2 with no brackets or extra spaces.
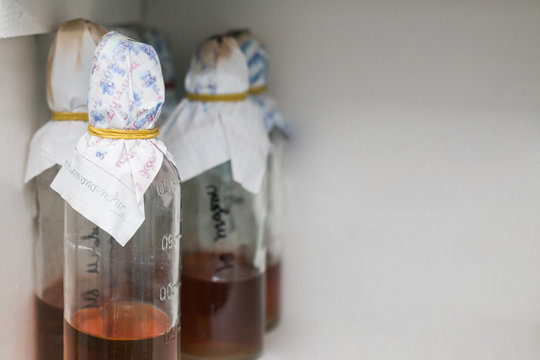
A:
158,156,180,182
148,155,181,199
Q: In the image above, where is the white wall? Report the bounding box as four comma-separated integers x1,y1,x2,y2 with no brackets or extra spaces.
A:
0,1,539,359
0,34,47,360
146,1,540,359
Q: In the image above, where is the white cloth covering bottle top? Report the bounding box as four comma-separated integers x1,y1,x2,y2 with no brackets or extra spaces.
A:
25,19,107,182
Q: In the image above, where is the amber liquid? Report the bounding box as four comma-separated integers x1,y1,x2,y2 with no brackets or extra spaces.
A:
265,261,281,331
64,301,177,360
181,253,264,360
36,279,64,360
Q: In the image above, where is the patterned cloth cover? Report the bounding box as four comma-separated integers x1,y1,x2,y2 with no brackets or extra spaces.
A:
51,32,174,246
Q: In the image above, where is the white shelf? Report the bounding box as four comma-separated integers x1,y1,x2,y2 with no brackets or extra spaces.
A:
0,0,141,38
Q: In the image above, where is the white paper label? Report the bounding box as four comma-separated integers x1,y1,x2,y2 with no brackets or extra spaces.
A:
51,156,144,246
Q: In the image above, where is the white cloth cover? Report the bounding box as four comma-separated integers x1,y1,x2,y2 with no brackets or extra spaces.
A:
229,30,290,136
161,36,270,193
25,19,107,182
51,32,173,246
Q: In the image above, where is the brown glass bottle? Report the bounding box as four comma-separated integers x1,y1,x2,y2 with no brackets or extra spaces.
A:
263,129,287,331
181,252,264,360
36,279,64,359
265,260,281,331
64,301,177,360
34,166,65,360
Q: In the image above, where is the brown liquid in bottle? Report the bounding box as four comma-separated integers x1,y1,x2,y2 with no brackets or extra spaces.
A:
181,252,264,360
265,260,281,331
64,301,177,360
36,279,64,360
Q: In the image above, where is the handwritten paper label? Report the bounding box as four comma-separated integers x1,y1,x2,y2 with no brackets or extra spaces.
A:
51,156,144,246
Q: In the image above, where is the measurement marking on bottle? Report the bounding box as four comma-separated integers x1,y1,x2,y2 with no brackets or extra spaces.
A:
161,233,181,251
159,281,180,302
156,178,181,195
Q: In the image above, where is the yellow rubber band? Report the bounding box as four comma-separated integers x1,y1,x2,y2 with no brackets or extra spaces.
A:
185,92,247,102
248,85,268,95
87,125,159,139
51,112,88,121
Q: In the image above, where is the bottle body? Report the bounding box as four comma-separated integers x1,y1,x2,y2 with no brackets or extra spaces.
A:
34,165,64,360
181,161,267,360
63,158,181,360
265,129,287,330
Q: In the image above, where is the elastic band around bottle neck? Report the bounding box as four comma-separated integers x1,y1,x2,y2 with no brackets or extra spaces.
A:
185,92,248,102
51,111,89,121
248,85,268,95
87,125,160,139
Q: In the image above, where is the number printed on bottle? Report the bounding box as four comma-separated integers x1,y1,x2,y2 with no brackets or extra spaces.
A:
161,233,180,251
159,281,179,302
156,178,181,196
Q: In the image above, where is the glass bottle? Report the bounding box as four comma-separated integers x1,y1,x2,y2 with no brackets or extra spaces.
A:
29,19,107,360
63,158,181,360
225,29,289,331
181,161,267,360
34,165,64,359
265,129,287,330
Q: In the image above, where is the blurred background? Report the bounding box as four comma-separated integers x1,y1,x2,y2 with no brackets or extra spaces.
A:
1,0,540,359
